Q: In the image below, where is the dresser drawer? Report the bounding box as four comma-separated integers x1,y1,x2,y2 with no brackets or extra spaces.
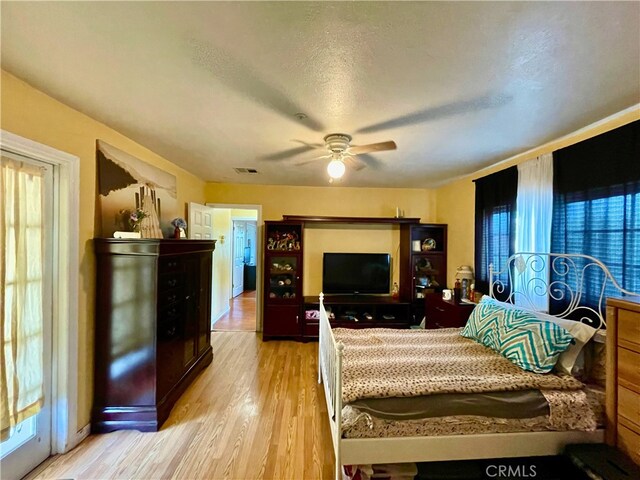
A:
617,422,640,465
425,294,474,329
619,309,640,349
159,256,185,274
158,272,185,292
619,347,640,394
619,386,640,430
158,290,181,308
303,322,319,338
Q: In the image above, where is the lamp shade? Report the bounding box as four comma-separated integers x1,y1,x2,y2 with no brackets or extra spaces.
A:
327,159,346,179
455,265,474,280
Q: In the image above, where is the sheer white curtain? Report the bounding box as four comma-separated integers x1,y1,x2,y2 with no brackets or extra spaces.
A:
514,153,553,311
0,157,45,440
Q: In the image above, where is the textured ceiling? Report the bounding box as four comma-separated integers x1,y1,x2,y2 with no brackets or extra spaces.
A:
2,2,639,187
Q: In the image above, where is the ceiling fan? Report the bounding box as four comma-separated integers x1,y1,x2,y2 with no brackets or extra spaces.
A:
282,133,397,181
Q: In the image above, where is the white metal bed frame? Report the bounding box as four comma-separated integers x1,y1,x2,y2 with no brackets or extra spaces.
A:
318,253,636,480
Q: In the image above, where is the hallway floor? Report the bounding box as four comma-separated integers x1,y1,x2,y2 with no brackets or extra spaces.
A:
213,290,256,331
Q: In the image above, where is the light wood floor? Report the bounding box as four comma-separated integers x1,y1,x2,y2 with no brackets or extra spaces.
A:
28,332,334,480
213,291,256,332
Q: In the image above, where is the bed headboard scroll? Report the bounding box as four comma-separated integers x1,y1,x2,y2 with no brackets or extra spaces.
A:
489,252,637,329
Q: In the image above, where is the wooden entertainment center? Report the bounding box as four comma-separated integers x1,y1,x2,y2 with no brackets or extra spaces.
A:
262,215,447,341
302,295,412,340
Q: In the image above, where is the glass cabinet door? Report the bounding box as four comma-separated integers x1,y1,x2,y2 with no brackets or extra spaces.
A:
268,255,299,301
412,255,443,299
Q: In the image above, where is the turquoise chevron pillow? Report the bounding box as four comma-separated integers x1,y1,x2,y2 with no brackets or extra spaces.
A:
461,298,574,373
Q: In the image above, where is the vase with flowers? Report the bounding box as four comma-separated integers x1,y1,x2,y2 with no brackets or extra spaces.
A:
118,207,148,233
129,208,149,232
171,217,187,239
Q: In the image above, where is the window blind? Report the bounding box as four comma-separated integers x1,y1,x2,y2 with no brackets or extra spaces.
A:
551,120,640,312
474,166,518,296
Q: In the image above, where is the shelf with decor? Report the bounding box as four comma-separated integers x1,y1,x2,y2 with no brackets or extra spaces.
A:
263,221,304,340
399,223,448,324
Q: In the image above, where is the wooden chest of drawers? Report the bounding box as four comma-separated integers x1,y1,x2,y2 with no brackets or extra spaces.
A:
606,297,640,465
93,239,215,432
424,293,475,329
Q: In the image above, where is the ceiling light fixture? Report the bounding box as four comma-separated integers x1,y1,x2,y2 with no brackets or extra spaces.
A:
327,156,346,179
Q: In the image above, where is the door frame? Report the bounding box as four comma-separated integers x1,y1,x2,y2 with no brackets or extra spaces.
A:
206,203,263,332
1,130,82,454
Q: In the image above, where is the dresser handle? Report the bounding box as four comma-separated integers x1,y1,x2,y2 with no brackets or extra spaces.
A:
436,307,445,312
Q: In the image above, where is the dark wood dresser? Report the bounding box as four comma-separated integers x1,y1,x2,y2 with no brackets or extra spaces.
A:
424,292,476,328
92,239,215,432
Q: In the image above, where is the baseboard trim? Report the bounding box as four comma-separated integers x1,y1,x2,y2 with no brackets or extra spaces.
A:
72,423,90,450
212,307,230,326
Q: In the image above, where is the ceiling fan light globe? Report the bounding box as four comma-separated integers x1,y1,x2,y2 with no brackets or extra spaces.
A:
327,159,346,179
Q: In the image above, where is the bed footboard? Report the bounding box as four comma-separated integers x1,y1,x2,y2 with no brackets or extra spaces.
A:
318,293,344,480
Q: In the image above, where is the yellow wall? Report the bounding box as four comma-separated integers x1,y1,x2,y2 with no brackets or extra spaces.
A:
303,224,401,296
205,183,436,222
205,183,436,295
0,70,207,430
435,106,640,288
230,208,258,220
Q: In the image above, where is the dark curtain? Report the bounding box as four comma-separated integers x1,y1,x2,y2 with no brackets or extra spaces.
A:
474,166,518,297
551,120,640,315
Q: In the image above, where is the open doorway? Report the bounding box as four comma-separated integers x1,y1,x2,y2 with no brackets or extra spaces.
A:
207,204,260,332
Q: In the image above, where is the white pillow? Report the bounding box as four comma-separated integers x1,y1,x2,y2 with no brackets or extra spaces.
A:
484,298,597,375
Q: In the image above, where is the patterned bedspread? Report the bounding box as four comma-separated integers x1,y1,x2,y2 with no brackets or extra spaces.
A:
333,327,583,403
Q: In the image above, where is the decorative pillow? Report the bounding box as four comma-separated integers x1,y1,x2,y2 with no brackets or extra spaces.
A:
461,299,574,373
482,297,597,375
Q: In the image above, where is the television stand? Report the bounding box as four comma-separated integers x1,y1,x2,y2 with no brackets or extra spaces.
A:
301,295,412,341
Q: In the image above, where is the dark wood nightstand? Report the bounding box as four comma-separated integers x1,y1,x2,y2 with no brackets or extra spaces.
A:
424,292,476,329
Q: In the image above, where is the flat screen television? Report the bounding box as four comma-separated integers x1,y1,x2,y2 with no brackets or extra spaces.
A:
322,253,391,294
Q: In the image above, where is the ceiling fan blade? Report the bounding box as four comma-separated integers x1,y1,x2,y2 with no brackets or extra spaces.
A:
190,39,325,132
344,156,367,171
261,145,316,161
291,139,324,149
348,141,397,155
356,153,383,169
295,153,331,167
356,93,512,134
